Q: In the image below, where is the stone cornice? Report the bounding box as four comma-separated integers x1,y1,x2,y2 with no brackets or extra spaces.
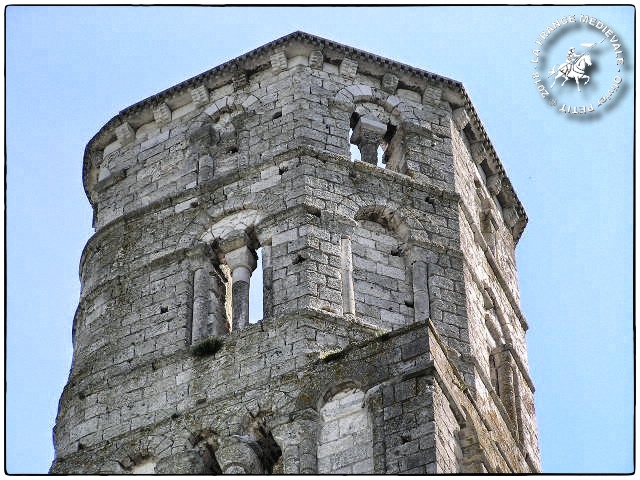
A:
82,31,527,242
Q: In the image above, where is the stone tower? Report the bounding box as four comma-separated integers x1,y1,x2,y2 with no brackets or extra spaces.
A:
51,32,540,474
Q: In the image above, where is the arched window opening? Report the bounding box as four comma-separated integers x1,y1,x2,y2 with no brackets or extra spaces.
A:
376,145,385,169
349,129,361,161
349,111,398,170
349,112,361,162
249,247,264,324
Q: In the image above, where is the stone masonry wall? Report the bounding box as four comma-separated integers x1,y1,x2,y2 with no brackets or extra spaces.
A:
451,107,540,469
54,32,538,474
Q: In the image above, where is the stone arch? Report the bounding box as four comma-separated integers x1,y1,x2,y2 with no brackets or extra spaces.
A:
202,93,261,120
316,384,374,474
177,209,212,250
177,199,272,252
334,85,404,117
185,94,262,184
198,208,264,246
187,208,267,333
317,379,363,410
109,431,177,473
334,85,412,170
350,204,413,330
334,84,422,127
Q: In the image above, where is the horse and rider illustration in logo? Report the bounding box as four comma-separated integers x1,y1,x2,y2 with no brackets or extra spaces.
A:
548,38,605,92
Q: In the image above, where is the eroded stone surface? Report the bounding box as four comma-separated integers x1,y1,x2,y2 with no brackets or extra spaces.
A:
52,32,539,474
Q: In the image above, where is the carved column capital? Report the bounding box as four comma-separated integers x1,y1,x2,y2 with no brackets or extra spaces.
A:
350,116,387,165
271,412,320,474
225,246,257,282
215,436,264,474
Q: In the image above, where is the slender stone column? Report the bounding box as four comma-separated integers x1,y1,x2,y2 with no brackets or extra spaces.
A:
187,244,213,343
495,347,518,431
262,244,273,319
340,236,356,316
192,267,211,342
225,246,257,331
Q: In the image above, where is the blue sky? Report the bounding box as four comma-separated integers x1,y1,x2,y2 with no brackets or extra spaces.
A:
6,5,634,474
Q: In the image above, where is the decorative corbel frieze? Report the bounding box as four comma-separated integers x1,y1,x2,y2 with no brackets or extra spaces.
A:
190,85,210,107
382,72,399,94
115,122,135,146
308,49,324,70
270,49,288,74
339,57,358,79
153,102,172,126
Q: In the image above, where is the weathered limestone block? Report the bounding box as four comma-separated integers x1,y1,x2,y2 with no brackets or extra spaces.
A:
339,57,358,79
270,49,288,74
215,436,264,474
114,122,135,146
53,31,538,476
153,102,172,126
189,85,209,107
382,72,399,93
309,49,323,69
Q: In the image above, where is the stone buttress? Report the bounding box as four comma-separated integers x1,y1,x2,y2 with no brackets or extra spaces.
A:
51,32,540,474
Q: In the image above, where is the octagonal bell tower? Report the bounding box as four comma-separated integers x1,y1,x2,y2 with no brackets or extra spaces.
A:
51,31,540,474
